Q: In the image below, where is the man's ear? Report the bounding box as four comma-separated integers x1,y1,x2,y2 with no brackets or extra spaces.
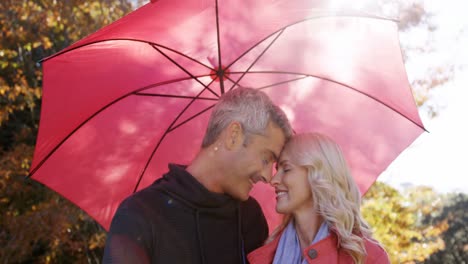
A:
224,121,244,150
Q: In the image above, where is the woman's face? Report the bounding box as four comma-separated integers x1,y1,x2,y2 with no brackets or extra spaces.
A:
271,150,314,215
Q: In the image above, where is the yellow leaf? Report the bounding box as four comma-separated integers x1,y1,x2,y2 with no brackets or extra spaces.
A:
24,43,32,52
42,36,53,49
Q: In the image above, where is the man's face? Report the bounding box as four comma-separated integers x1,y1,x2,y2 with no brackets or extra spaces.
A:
222,122,286,201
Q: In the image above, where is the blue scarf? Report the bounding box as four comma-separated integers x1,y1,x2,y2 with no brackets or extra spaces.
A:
273,221,329,264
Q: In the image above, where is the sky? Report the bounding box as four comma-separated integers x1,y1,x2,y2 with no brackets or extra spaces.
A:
378,0,468,193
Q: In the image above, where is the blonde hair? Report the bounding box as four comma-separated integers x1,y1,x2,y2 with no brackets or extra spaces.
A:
268,133,378,264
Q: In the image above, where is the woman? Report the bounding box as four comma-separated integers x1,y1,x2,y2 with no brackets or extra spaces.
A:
248,133,390,264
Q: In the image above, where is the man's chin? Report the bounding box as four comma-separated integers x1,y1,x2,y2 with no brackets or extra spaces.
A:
238,194,250,201
230,190,250,201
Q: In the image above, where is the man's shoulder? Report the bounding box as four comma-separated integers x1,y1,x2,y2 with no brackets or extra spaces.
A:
117,181,167,215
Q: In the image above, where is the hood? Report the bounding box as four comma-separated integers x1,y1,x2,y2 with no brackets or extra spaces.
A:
154,164,239,211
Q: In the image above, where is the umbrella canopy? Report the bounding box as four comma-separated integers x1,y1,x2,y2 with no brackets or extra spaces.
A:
31,0,425,230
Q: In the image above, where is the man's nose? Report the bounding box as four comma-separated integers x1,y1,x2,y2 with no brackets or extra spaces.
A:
270,171,280,186
262,167,274,183
253,174,267,183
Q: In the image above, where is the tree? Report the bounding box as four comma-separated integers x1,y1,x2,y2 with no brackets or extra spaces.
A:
0,144,106,263
423,193,468,264
0,0,133,262
1,0,132,144
362,183,446,263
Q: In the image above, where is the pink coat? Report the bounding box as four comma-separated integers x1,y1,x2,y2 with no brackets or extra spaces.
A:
247,232,390,264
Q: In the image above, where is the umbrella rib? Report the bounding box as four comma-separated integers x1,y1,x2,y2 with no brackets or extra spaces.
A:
227,29,285,93
232,70,426,131
161,79,216,133
133,104,215,193
223,75,309,91
166,74,321,131
27,75,211,179
132,79,218,192
223,76,245,90
167,78,316,134
135,93,218,101
168,104,216,133
40,39,213,71
226,11,397,70
152,43,213,70
151,44,220,98
256,76,310,90
215,0,225,94
133,86,218,192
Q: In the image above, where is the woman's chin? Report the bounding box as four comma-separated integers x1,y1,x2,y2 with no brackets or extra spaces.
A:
275,205,290,215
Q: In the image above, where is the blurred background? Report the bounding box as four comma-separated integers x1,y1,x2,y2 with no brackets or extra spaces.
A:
1,0,466,263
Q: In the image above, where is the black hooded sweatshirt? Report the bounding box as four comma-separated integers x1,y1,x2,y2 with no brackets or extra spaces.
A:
103,164,269,264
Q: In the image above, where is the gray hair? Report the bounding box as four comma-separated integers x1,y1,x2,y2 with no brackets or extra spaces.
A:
201,88,293,148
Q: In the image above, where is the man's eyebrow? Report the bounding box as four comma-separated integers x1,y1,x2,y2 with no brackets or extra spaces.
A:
270,150,279,162
275,159,287,170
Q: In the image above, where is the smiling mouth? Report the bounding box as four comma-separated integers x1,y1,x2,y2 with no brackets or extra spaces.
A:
275,191,287,199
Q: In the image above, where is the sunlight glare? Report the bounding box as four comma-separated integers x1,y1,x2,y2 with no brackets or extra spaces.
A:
327,0,380,15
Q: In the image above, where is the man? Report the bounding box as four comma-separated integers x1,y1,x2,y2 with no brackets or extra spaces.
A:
103,88,293,263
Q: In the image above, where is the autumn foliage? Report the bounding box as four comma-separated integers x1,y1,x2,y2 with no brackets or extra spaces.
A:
1,0,132,262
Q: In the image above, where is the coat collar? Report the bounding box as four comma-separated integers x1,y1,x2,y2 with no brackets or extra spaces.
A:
247,231,342,264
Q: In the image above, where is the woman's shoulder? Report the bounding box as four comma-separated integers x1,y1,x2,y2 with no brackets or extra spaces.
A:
363,238,391,264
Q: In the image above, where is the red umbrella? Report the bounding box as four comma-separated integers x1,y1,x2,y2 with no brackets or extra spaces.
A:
30,0,425,231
